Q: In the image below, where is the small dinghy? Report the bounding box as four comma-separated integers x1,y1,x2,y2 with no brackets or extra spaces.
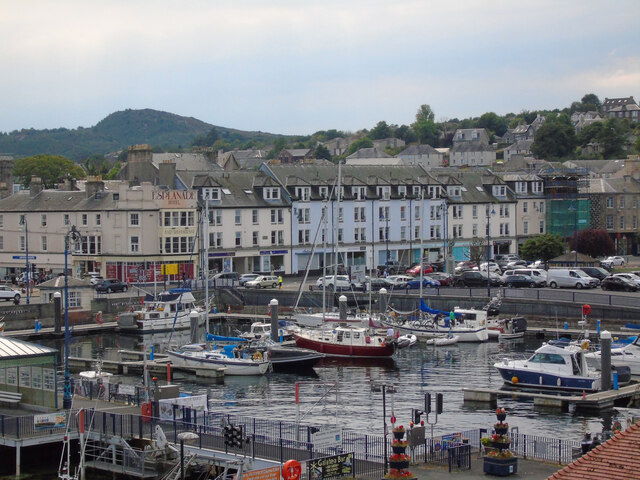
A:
397,334,418,348
426,333,460,346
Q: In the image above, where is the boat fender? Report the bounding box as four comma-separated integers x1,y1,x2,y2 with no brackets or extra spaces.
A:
365,336,371,344
511,376,518,384
282,460,301,480
581,341,589,350
157,307,164,311
253,352,263,361
137,313,142,320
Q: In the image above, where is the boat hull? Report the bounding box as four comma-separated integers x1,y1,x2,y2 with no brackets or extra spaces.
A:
293,333,395,358
494,364,601,392
167,350,269,376
392,323,488,342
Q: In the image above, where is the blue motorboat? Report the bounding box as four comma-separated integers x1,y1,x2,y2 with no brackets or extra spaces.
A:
494,343,602,392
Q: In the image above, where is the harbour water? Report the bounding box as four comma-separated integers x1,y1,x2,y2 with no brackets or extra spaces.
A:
54,330,629,442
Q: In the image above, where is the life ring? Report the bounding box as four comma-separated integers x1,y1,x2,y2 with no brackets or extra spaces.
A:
253,352,263,361
282,460,301,480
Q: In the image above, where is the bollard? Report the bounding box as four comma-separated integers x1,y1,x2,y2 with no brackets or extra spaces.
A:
270,299,279,342
564,322,569,330
601,330,612,391
167,363,172,383
613,371,619,390
339,295,348,321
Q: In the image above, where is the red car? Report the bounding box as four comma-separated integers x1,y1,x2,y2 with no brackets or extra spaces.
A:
406,264,434,276
427,272,453,286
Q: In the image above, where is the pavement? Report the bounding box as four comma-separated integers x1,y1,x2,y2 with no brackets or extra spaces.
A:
411,456,562,479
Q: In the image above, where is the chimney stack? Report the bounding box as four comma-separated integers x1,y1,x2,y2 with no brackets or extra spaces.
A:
30,176,43,197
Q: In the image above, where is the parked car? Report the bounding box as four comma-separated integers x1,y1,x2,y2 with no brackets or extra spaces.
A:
601,256,625,268
503,268,547,283
601,276,638,292
239,273,260,287
406,264,434,276
430,260,445,272
403,277,440,289
504,274,538,288
578,267,611,281
476,262,502,274
546,269,597,289
83,272,104,285
364,276,391,291
385,275,415,287
245,275,279,289
95,278,128,293
505,260,528,268
0,284,21,302
377,261,408,275
315,275,360,291
612,273,640,288
454,271,503,287
427,272,453,286
454,261,477,274
494,254,521,268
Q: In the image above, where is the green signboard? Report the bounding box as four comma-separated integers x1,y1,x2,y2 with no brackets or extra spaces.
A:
308,452,354,480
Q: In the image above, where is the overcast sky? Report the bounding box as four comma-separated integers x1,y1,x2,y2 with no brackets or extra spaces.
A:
1,1,639,136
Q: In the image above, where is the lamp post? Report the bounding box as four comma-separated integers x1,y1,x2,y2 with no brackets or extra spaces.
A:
486,205,495,299
385,211,390,264
63,225,82,410
380,384,396,474
178,431,200,480
569,201,578,266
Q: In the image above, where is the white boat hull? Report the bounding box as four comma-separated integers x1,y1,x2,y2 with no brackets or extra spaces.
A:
167,350,269,376
392,322,488,342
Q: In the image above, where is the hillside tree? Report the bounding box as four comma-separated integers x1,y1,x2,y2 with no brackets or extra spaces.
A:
369,121,393,140
412,104,439,145
13,154,86,188
531,114,576,159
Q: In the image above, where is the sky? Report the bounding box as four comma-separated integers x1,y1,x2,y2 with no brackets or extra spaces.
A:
1,0,639,136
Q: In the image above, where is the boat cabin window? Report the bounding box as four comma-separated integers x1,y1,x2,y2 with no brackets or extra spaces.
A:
529,353,566,364
353,332,360,339
344,332,351,339
171,304,177,312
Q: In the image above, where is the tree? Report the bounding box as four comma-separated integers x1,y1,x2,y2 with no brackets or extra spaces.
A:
369,121,392,140
345,137,373,156
477,112,508,137
314,144,331,161
597,119,626,159
531,114,576,159
13,154,85,188
83,154,113,177
267,138,288,159
468,237,486,266
394,125,417,144
569,229,615,258
191,127,220,147
519,234,565,262
415,104,435,122
581,93,601,111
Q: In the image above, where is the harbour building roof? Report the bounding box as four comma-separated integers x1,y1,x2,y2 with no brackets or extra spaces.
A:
0,336,57,359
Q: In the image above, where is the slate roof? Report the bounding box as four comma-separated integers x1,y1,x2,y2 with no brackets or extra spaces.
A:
451,142,495,153
548,422,640,480
505,139,534,151
345,158,405,166
152,152,214,172
0,189,116,212
190,171,289,208
0,336,57,359
346,147,392,159
398,144,440,155
584,177,640,195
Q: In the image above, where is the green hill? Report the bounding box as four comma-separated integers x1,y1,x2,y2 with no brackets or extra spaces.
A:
0,109,285,161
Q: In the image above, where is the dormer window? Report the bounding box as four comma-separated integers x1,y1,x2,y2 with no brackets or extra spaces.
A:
532,181,543,193
319,186,328,199
377,186,391,200
447,186,461,198
202,187,220,201
428,186,441,199
398,186,407,197
412,186,421,196
515,182,527,194
295,186,311,201
493,185,506,197
264,187,280,200
352,186,366,200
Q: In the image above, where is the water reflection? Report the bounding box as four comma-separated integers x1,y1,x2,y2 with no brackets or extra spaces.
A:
47,332,626,440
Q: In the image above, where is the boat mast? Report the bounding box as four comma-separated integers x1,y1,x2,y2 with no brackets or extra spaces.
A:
334,161,342,280
419,188,425,300
205,199,210,333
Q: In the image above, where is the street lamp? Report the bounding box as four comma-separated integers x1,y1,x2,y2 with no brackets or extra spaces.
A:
568,201,578,266
378,384,396,474
63,225,82,410
486,205,496,299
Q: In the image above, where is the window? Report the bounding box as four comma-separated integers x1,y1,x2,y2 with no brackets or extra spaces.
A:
620,197,626,208
41,214,47,227
354,207,366,222
130,236,139,253
202,187,220,200
415,225,420,239
68,291,81,308
337,228,343,242
41,236,47,251
414,205,420,221
379,206,389,221
295,187,311,201
401,226,406,241
271,209,284,224
0,236,3,250
515,182,527,194
271,231,277,245
606,197,614,208
532,182,543,193
453,205,463,219
253,231,259,246
523,221,529,234
252,209,258,224
235,232,242,247
82,214,88,226
278,231,284,245
20,236,25,251
398,186,407,197
235,210,241,225
400,206,406,221
81,235,102,254
472,224,478,236
523,202,528,213
634,216,638,229
319,186,329,199
216,232,222,247
129,213,140,227
493,186,506,197
354,227,366,242
504,205,509,217
539,202,544,213
338,207,343,222
620,217,625,229
378,227,386,241
634,197,638,209
264,187,280,200
377,186,391,200
413,186,421,196
298,229,310,244
96,214,101,226
539,220,544,233
0,214,3,228
472,205,478,218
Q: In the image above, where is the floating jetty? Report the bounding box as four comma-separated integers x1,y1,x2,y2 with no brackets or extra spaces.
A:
463,382,640,412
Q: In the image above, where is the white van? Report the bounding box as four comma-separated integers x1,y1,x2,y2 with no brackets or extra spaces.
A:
547,269,597,289
502,268,547,286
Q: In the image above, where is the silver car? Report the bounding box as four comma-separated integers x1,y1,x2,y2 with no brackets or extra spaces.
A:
0,285,21,302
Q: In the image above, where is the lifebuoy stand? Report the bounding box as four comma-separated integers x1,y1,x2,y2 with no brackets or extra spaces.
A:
141,402,152,422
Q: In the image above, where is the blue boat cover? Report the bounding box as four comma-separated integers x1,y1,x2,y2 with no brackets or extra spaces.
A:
420,299,460,317
205,333,247,343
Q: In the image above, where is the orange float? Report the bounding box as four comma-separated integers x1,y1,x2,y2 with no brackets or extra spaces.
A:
282,460,301,480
